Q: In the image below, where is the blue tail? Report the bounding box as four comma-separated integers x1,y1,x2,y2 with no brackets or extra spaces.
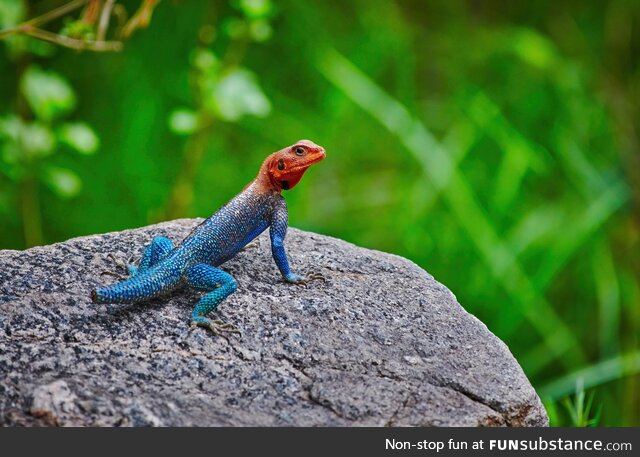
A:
91,266,182,304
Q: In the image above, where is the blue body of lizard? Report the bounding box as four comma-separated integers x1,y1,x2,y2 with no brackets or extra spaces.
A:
92,140,326,333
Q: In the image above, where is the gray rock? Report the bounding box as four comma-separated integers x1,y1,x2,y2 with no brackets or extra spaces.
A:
0,220,547,426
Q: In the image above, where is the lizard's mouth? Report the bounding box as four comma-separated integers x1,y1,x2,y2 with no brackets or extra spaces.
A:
274,148,326,190
286,149,326,175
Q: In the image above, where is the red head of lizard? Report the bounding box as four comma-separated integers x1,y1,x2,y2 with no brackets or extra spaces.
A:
256,140,326,192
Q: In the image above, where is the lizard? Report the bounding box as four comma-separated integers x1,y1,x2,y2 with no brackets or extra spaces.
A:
91,139,326,335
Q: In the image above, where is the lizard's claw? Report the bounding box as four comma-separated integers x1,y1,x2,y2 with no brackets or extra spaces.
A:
306,272,325,282
100,252,137,281
99,270,126,280
285,271,326,287
100,254,126,279
190,317,242,338
106,253,129,271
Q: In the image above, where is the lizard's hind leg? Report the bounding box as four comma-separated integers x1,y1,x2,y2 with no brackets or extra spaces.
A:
186,264,240,336
129,236,174,277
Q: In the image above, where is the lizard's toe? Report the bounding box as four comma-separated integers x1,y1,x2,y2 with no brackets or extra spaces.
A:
99,270,126,280
306,272,326,282
286,271,325,286
101,253,133,279
191,317,242,337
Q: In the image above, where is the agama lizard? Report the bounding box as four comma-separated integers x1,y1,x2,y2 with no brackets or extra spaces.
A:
91,140,326,335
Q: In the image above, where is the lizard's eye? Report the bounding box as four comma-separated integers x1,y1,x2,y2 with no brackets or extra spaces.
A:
295,147,305,156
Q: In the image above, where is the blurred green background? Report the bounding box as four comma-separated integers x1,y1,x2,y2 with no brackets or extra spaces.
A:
1,0,639,426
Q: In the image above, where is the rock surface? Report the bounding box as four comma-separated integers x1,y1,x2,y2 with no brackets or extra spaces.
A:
0,220,548,426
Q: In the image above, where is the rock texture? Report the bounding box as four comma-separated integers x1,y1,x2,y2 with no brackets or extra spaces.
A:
0,220,548,426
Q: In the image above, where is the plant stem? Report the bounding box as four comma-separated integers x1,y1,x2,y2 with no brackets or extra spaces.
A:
97,0,117,41
0,0,122,52
24,26,123,51
0,0,91,38
119,0,161,39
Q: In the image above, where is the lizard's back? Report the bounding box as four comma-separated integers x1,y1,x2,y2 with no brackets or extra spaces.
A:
92,183,277,304
180,183,276,266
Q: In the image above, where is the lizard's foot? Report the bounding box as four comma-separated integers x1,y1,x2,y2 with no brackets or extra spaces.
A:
305,272,325,281
100,253,136,279
285,272,326,286
99,270,127,280
190,316,242,337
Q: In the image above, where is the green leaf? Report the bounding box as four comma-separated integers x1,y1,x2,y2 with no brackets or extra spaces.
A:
237,0,273,19
191,48,220,73
0,114,22,141
168,109,199,135
20,66,76,122
538,351,640,400
222,17,247,39
249,19,272,42
0,0,53,58
24,37,56,57
509,27,558,70
60,18,95,41
0,0,25,28
0,115,55,159
59,122,99,154
22,122,56,157
210,68,271,121
43,166,82,198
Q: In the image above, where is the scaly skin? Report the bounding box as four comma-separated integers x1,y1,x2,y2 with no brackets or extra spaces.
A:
92,140,326,335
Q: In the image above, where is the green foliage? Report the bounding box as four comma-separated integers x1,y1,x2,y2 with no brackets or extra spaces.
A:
211,68,271,121
0,0,24,28
0,0,55,57
43,165,81,198
545,385,603,428
563,391,601,427
0,61,99,245
1,0,638,426
20,66,76,122
236,0,273,19
228,0,274,41
59,19,95,41
168,109,199,135
58,122,99,155
0,115,55,165
179,47,271,124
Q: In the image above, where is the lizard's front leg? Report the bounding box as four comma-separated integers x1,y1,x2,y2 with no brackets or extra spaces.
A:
186,263,240,336
269,196,324,284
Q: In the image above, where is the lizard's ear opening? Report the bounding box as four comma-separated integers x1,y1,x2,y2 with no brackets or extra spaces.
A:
268,156,282,177
268,156,306,191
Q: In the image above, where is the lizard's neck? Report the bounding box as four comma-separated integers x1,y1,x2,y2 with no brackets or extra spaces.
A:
253,163,284,193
